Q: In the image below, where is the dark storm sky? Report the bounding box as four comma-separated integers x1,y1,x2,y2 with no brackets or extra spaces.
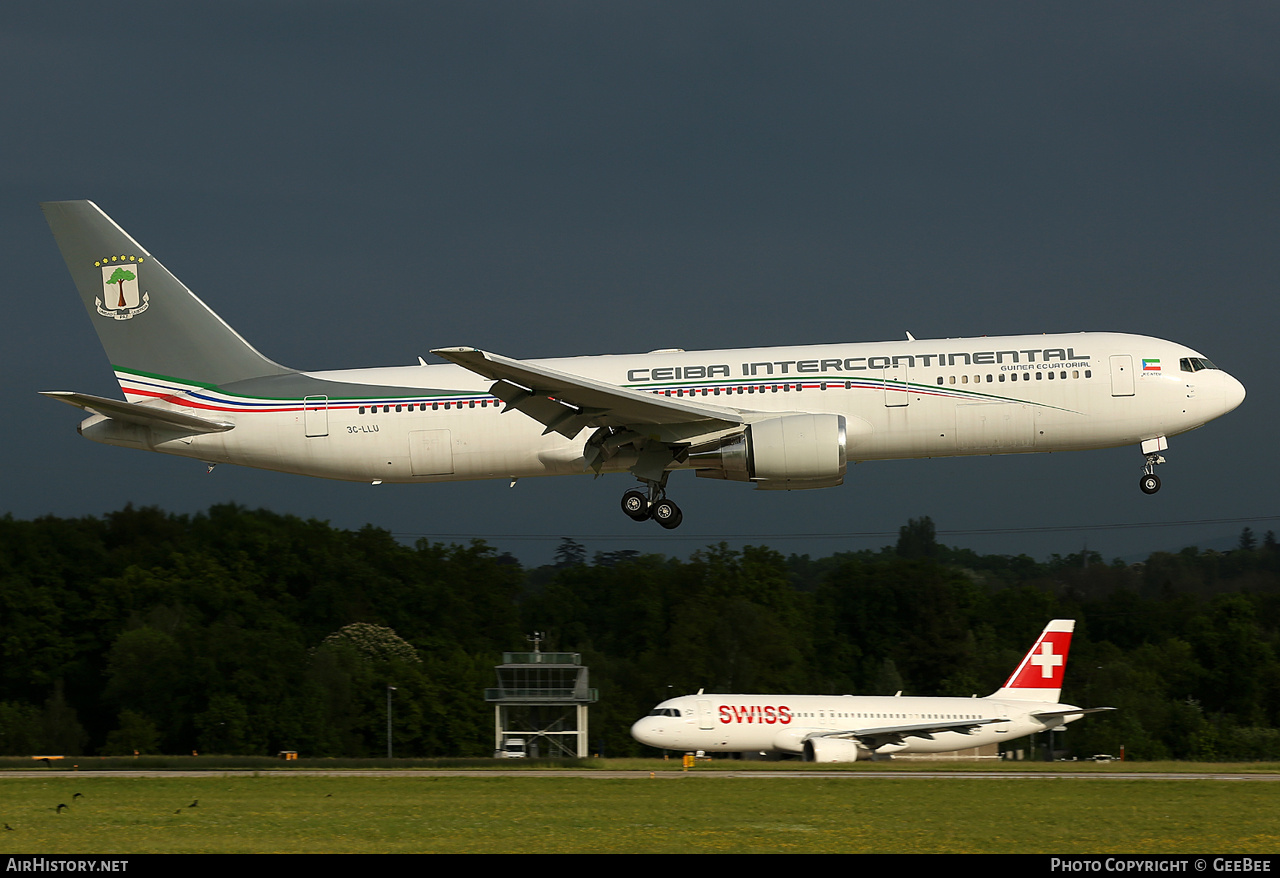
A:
4,2,1276,564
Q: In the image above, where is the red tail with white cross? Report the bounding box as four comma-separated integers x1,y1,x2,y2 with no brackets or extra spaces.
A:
989,620,1074,703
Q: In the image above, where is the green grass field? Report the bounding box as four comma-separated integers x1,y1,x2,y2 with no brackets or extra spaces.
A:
1,769,1277,853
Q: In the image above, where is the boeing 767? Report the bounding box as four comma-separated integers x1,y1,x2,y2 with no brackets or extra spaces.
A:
41,201,1245,527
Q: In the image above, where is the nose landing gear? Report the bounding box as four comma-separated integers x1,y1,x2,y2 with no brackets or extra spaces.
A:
1137,437,1169,495
1140,447,1166,494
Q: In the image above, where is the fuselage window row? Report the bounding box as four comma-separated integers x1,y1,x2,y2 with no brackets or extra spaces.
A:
351,369,1100,414
652,382,888,397
660,384,813,396
357,399,497,415
936,370,1091,386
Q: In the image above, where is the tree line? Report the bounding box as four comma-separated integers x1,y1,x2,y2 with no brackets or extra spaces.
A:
0,505,1277,760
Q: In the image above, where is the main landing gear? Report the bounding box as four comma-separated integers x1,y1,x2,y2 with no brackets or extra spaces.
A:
620,476,683,529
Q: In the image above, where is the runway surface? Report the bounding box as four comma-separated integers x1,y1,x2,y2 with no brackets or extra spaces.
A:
2,769,1276,780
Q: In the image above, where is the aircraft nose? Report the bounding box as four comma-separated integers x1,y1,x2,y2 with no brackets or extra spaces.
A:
630,716,667,748
629,716,660,747
1223,372,1246,414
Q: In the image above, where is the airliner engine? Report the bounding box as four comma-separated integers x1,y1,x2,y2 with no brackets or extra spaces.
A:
803,737,871,762
689,413,848,489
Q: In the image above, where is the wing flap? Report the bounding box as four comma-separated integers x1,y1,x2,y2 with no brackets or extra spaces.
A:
41,391,235,434
490,380,607,439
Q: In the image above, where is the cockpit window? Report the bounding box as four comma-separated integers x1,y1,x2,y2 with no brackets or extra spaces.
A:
647,708,681,717
1180,357,1219,373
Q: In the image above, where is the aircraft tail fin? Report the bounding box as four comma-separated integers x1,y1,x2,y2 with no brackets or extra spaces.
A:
988,619,1075,702
41,201,292,390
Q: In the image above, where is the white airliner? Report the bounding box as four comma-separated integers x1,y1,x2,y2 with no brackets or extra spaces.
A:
630,620,1110,761
41,201,1245,527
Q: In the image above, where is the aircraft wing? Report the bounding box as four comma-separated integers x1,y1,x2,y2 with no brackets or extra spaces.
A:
41,391,235,434
431,346,744,439
808,716,1011,751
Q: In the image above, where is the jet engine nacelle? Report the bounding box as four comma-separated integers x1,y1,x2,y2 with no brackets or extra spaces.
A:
690,413,847,490
802,736,871,763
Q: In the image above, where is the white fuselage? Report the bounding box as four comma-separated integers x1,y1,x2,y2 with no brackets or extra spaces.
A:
629,692,1081,758
86,331,1245,486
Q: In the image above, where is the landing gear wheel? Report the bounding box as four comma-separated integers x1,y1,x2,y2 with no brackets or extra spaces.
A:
621,489,651,521
1140,473,1161,495
652,499,683,530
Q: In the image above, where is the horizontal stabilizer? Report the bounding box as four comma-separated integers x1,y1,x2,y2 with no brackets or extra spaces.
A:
1031,706,1115,721
41,391,235,434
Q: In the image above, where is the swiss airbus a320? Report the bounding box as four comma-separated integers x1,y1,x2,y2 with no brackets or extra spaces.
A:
41,201,1245,527
631,620,1110,761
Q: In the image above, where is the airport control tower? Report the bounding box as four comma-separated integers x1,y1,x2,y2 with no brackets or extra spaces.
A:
485,634,598,758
